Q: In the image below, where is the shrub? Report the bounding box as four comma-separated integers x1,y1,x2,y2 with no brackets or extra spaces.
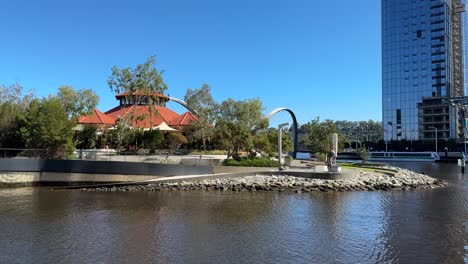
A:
315,152,326,162
190,150,227,155
222,157,280,167
357,148,370,163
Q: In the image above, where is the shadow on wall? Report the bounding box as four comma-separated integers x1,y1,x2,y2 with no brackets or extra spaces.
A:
0,159,214,176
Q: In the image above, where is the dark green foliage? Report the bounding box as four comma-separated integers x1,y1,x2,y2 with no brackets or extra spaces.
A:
166,132,188,157
334,120,383,143
56,86,99,120
75,125,98,149
142,130,165,150
213,98,268,159
184,84,218,150
18,98,74,159
298,118,384,152
222,157,280,167
357,148,370,162
253,128,293,157
106,122,134,150
0,83,34,148
299,117,346,153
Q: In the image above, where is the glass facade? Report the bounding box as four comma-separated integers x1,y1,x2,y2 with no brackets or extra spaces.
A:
382,0,466,141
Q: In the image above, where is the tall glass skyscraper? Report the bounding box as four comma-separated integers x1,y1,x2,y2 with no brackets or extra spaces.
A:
382,0,466,141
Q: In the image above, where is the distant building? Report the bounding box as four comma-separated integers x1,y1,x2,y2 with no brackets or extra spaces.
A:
78,91,198,130
382,0,466,141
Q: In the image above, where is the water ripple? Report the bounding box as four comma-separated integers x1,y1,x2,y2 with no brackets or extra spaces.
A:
0,162,466,263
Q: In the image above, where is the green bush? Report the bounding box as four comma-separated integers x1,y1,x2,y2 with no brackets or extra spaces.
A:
222,157,280,167
190,150,227,155
357,148,370,163
315,152,326,162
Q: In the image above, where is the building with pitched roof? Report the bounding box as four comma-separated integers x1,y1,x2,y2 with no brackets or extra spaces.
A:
78,91,198,130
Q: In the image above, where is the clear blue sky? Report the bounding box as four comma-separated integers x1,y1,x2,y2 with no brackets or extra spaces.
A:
0,0,381,124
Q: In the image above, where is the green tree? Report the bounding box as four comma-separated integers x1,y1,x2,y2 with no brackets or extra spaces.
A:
0,83,34,148
253,131,274,157
56,86,99,120
253,128,293,157
166,132,188,158
213,98,268,159
357,147,370,162
75,125,98,149
18,98,75,159
184,84,218,150
107,56,168,128
108,56,168,95
334,119,383,145
143,130,165,150
300,117,346,154
107,120,133,150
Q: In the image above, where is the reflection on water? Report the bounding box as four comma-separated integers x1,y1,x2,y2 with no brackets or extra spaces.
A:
0,163,466,263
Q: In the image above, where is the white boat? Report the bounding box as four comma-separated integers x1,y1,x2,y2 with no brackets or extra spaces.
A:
369,152,440,162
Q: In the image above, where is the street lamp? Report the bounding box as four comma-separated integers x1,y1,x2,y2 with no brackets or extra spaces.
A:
278,123,289,165
428,126,438,154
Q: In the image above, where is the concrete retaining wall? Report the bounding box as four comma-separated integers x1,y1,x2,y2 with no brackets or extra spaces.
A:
0,172,162,187
0,158,214,187
0,159,213,176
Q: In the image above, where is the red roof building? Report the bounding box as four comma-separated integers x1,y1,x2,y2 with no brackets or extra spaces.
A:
78,91,198,130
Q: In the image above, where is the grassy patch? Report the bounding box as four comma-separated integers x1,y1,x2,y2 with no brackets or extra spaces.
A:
339,163,397,175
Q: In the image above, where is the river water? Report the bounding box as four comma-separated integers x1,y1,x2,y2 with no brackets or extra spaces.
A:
0,163,466,264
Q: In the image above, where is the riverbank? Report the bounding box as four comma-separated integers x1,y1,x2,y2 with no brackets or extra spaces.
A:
81,166,447,193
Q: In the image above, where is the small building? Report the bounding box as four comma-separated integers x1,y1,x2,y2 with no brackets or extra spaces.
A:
417,97,466,141
78,91,198,130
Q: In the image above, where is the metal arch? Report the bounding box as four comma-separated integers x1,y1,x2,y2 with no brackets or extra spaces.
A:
266,108,299,158
168,97,197,115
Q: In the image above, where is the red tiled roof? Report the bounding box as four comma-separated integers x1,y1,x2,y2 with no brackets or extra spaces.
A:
169,111,199,126
104,105,184,129
78,91,200,129
78,109,115,125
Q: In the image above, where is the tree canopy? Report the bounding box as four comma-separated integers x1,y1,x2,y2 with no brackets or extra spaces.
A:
299,117,346,154
184,84,218,150
56,85,99,120
18,97,75,159
0,83,34,148
213,98,268,158
107,56,168,128
108,55,168,96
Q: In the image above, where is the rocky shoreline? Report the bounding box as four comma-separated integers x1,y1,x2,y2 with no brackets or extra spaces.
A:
81,167,447,193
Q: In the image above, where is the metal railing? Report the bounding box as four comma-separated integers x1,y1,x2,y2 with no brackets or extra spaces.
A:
0,148,222,165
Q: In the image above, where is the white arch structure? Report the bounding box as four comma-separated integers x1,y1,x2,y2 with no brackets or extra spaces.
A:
266,107,299,158
168,96,196,115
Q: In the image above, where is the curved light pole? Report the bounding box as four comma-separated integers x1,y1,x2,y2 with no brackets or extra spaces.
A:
266,108,298,158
